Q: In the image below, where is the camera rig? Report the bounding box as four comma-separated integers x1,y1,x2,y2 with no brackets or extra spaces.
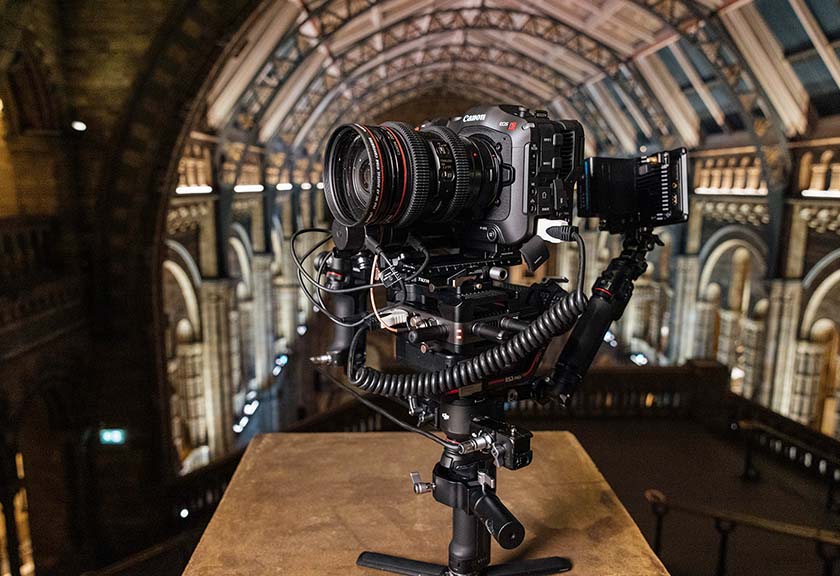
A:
295,223,664,576
294,104,688,576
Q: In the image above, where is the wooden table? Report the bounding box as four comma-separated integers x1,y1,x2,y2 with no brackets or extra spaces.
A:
184,432,669,575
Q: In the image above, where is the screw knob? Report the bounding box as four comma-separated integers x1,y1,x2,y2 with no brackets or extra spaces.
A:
409,471,434,495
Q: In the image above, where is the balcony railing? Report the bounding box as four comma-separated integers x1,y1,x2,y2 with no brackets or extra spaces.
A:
645,488,840,576
0,217,61,289
725,394,840,512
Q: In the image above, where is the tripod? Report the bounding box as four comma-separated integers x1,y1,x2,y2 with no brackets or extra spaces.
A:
357,396,572,576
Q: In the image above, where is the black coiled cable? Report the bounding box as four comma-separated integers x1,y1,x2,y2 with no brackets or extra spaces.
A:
345,228,589,398
348,288,588,398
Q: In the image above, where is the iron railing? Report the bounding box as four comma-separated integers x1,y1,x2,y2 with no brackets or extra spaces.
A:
737,418,840,513
645,489,840,576
725,395,840,512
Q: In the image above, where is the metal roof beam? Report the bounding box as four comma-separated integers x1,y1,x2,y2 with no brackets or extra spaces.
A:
721,3,808,136
668,42,727,128
786,0,840,91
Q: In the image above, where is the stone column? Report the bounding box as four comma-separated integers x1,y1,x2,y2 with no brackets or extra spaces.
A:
228,306,244,414
270,278,298,352
790,340,826,426
252,253,274,388
167,359,184,460
693,301,718,360
716,309,741,370
741,317,766,402
673,255,700,362
177,342,206,447
770,280,803,415
199,279,236,458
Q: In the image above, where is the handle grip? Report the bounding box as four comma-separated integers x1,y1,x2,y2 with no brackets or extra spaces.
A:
472,491,525,549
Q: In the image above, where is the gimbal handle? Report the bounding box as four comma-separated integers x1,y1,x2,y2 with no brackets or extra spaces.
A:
546,229,658,402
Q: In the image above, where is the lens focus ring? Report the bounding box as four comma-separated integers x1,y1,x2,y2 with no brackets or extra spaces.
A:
421,125,471,223
382,122,429,227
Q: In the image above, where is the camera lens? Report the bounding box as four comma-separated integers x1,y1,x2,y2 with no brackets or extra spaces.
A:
325,123,426,227
323,121,501,228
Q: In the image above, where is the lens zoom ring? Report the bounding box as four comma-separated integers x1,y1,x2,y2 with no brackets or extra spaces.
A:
383,122,429,227
422,125,471,223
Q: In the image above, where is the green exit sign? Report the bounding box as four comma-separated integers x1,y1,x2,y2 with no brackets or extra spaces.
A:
99,428,127,445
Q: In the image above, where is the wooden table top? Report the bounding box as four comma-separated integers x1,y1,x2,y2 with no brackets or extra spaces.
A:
183,431,669,576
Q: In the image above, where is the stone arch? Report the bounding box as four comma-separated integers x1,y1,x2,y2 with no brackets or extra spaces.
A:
0,28,63,136
164,239,202,288
697,228,769,395
228,223,254,296
162,258,200,339
801,253,840,339
89,0,260,489
698,226,768,306
161,250,208,473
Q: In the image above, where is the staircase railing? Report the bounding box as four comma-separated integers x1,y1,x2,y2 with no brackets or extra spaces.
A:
645,488,840,576
724,393,840,512
737,418,840,512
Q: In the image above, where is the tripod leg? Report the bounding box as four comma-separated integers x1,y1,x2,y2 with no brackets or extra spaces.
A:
356,551,447,576
486,556,573,576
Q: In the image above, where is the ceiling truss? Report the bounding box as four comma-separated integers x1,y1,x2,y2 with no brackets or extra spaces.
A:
209,0,795,276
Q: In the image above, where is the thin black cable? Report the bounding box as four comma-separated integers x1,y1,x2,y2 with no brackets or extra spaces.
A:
316,367,461,451
574,230,586,292
292,228,384,294
295,232,398,327
298,268,396,328
404,246,430,282
292,227,431,295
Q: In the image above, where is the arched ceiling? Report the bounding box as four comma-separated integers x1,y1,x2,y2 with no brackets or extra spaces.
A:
198,0,840,269
207,0,679,158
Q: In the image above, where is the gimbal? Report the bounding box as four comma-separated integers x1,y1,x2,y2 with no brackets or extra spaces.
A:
308,227,659,576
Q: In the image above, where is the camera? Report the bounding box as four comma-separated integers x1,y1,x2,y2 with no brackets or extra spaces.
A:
324,104,584,255
299,104,690,576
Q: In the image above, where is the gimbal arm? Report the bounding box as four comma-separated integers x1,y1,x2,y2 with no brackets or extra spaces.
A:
544,229,659,403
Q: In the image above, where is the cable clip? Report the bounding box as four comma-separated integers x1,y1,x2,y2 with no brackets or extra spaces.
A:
379,266,403,288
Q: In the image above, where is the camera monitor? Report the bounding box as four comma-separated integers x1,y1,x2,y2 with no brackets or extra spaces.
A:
578,147,689,234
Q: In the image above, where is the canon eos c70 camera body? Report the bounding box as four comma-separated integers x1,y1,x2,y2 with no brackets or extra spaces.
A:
324,104,584,256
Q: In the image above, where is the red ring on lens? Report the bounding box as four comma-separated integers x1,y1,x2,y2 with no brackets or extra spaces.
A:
381,125,408,223
356,124,386,223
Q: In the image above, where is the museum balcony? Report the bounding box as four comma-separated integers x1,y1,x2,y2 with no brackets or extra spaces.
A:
81,361,840,576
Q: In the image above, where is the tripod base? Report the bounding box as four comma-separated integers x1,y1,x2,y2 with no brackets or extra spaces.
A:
357,551,572,576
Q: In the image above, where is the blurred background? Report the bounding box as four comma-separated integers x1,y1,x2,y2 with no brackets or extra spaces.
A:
0,0,839,575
